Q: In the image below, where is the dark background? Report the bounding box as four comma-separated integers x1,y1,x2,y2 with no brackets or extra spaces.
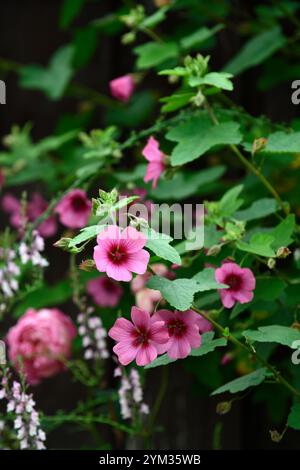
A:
0,0,299,450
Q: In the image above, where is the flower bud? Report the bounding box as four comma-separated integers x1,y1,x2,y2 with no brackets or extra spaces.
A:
267,258,276,269
216,401,232,415
53,238,72,250
276,246,291,259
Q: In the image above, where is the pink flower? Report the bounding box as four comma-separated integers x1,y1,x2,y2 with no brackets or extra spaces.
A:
87,276,123,307
2,192,57,238
215,262,256,309
55,189,91,229
7,308,76,385
131,263,173,312
93,225,150,282
108,306,169,366
142,137,165,188
152,309,202,359
109,75,135,102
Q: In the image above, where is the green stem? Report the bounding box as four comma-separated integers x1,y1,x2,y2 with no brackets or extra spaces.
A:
42,414,135,435
192,305,300,398
204,99,289,216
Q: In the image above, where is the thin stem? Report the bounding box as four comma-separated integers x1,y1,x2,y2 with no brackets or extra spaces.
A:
204,99,289,216
42,414,135,435
144,366,169,447
192,305,300,398
140,27,164,43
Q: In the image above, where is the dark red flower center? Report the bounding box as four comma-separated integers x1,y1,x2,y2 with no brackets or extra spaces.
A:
132,327,150,346
102,278,116,292
225,274,242,291
167,319,187,338
72,195,88,212
108,244,127,264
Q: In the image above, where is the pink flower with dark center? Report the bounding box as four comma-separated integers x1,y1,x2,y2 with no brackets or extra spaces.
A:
108,307,169,366
55,189,91,229
93,225,150,282
152,309,202,359
87,276,123,307
7,308,76,385
2,192,57,238
142,136,165,189
215,262,256,309
109,75,135,102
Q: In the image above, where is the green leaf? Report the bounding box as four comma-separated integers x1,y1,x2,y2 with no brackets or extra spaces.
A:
211,368,269,395
243,325,300,348
236,233,276,257
146,332,227,368
14,281,73,317
146,277,202,311
106,91,156,128
269,214,295,249
167,115,241,166
219,185,244,216
192,268,228,291
68,225,106,248
134,42,179,69
147,270,226,311
60,0,86,29
114,164,147,182
149,166,225,200
190,332,227,357
20,45,74,100
255,278,286,301
224,27,286,75
145,231,181,265
265,131,300,153
145,354,176,369
235,198,278,221
189,72,233,90
73,26,98,68
180,25,224,51
140,6,169,29
288,404,300,430
160,90,194,113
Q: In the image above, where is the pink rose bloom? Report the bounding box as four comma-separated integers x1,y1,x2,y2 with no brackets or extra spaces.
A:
142,136,165,188
87,276,123,307
93,225,150,282
2,192,57,238
108,306,169,366
131,263,172,312
55,189,91,229
152,309,202,360
7,308,76,385
109,75,135,102
215,262,256,309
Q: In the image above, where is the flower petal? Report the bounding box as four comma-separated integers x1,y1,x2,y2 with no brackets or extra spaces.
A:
113,341,137,365
136,344,157,366
121,226,147,253
131,307,150,330
106,263,132,282
108,318,134,342
126,249,150,275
